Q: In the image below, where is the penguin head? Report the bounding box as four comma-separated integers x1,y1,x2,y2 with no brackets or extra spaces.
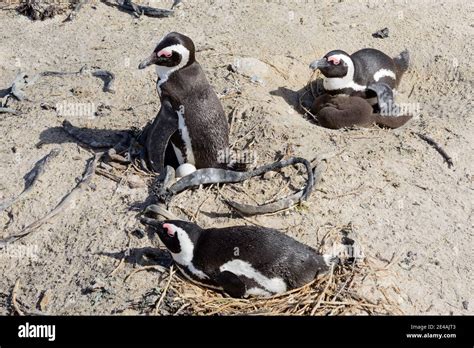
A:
144,219,202,256
138,32,196,72
309,50,351,78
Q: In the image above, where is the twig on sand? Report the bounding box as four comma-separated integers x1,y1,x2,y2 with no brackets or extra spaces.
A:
0,107,20,115
116,0,174,17
154,266,175,314
12,280,24,316
261,59,289,80
191,196,211,222
107,231,131,278
0,148,61,213
299,86,318,122
1,67,116,106
298,71,321,122
63,0,87,22
96,167,122,183
170,0,182,10
415,132,454,168
10,279,48,316
408,85,415,99
124,265,166,283
0,154,100,249
92,70,116,93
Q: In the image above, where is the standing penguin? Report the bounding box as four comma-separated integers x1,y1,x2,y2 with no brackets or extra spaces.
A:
141,218,335,298
309,48,409,104
138,32,229,175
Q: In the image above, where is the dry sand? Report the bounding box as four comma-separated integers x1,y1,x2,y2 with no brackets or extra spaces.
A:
0,0,472,315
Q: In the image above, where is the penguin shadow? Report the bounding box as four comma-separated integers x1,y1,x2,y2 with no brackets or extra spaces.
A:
0,87,11,98
37,122,131,149
270,79,324,124
98,246,173,269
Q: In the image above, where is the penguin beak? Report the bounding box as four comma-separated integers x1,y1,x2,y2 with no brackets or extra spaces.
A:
140,216,163,229
309,58,330,70
138,54,159,69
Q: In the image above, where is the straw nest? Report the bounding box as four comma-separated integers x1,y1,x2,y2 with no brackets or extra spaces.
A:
128,226,403,316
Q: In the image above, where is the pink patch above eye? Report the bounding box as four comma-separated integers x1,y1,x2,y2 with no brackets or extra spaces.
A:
162,223,175,237
328,56,340,65
157,49,173,58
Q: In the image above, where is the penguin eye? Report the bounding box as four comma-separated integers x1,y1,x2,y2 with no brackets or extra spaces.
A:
157,49,173,58
328,57,340,65
163,223,176,237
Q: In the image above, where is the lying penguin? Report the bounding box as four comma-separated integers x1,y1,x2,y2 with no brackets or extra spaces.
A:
311,83,413,129
138,32,229,176
141,217,335,298
310,48,410,99
309,48,410,107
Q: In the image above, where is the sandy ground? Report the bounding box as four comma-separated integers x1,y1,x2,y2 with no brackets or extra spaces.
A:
0,0,472,315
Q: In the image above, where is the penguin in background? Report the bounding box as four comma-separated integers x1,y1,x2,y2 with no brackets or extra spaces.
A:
309,48,410,108
141,218,336,298
138,32,229,177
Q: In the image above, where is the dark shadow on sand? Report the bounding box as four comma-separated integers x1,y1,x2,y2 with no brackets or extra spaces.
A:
37,122,131,149
270,79,324,122
98,247,173,268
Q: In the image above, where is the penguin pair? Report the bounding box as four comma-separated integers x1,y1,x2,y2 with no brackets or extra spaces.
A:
308,48,412,129
141,216,334,298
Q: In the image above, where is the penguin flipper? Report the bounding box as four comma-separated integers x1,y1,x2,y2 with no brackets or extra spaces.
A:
215,271,246,298
368,83,413,128
393,49,410,75
367,83,396,116
144,100,179,173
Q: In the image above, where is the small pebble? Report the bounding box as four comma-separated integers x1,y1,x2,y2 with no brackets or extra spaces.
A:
127,175,146,189
132,229,146,239
263,171,276,180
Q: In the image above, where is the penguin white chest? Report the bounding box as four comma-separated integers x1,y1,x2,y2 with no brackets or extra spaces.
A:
176,105,196,166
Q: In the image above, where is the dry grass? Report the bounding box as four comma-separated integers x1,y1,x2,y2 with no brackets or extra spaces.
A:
162,262,400,316
142,227,404,316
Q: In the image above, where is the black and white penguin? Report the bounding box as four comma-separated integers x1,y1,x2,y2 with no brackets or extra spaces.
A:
141,218,335,298
309,48,409,104
138,32,229,175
